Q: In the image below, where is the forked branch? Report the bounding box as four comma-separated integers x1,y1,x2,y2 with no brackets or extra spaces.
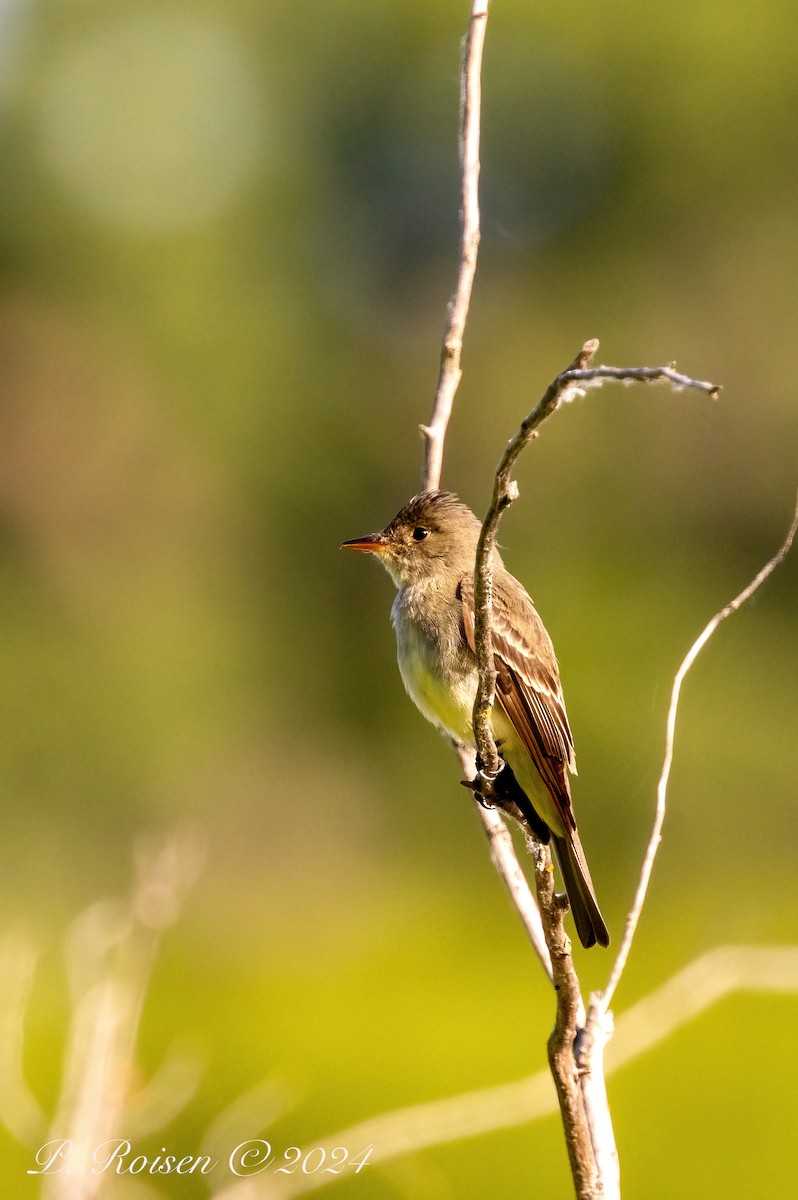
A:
468,338,722,1199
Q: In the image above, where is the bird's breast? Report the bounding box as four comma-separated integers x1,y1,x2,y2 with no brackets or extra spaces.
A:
391,585,477,745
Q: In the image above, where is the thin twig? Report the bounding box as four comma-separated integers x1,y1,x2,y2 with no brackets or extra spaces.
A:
415,0,554,1011
420,0,490,494
598,488,798,1014
471,340,599,766
413,0,555,1020
477,806,554,981
471,340,721,767
566,361,720,398
412,0,553,1018
218,944,798,1199
408,0,747,1191
455,743,552,978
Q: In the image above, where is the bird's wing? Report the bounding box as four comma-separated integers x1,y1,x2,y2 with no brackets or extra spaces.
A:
459,572,577,833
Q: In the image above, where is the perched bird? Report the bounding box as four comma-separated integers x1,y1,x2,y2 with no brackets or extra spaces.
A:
342,490,609,949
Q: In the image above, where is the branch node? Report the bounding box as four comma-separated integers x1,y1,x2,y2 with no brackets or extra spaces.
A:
497,485,518,514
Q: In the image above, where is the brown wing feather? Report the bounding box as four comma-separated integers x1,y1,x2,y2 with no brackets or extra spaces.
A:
459,573,577,834
459,572,609,949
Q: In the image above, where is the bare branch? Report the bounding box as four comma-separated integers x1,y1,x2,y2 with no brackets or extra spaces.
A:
411,0,562,1120
421,0,490,493
454,742,553,978
599,488,798,1013
220,945,798,1199
418,34,606,1184
470,339,599,771
466,338,725,1196
531,841,599,1197
411,0,559,1113
478,807,554,981
407,0,745,1190
415,12,604,1187
565,360,720,399
471,338,723,801
578,1007,619,1196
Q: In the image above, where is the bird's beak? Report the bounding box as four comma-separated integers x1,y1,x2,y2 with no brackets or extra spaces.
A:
340,532,390,554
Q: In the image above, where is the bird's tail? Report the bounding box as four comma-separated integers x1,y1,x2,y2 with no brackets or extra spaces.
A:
488,760,609,949
552,831,610,950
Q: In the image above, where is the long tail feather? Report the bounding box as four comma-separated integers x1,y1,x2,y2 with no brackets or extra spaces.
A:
552,832,610,949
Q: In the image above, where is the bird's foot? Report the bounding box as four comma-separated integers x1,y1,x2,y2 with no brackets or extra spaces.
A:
462,756,505,810
475,752,503,781
460,777,495,810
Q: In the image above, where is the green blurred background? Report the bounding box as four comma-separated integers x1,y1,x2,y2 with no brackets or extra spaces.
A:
1,0,797,1195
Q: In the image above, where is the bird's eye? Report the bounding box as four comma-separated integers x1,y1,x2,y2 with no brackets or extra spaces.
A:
412,526,430,542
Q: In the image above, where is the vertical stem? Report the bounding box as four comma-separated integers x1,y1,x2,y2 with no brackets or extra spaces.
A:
421,2,490,492
531,842,600,1198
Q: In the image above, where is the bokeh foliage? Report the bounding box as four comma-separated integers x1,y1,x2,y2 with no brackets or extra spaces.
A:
0,0,796,1195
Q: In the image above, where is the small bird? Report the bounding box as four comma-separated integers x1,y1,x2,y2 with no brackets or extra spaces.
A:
342,490,609,949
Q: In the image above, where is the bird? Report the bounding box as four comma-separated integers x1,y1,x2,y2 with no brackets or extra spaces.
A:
341,489,609,949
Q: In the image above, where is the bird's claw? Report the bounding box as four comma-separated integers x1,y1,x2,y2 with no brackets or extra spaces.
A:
460,777,494,810
465,756,506,810
475,754,504,785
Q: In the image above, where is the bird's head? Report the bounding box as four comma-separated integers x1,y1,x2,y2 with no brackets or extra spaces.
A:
341,490,484,588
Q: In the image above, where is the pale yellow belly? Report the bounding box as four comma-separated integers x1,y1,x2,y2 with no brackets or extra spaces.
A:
400,652,478,744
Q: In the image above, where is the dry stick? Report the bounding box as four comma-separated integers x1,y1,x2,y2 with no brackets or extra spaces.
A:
412,0,731,1192
216,944,798,1199
469,341,605,1196
420,0,489,494
471,339,601,764
469,339,721,1198
597,486,798,1018
532,838,599,1196
471,340,720,763
416,0,554,979
457,744,553,981
481,802,554,981
417,12,602,1182
470,342,604,1196
416,0,553,973
471,335,721,768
